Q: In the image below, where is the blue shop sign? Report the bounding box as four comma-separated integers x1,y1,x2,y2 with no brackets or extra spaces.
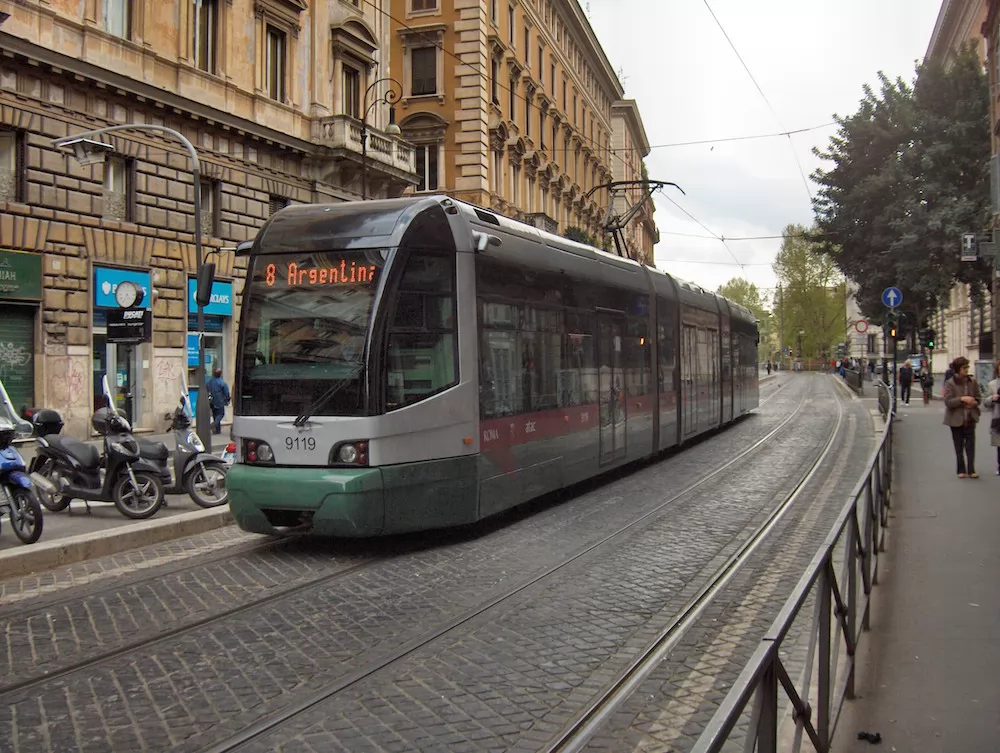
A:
94,267,152,309
187,333,218,367
188,278,233,317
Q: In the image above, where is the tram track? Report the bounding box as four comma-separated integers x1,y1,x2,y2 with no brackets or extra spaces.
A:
1,382,817,753
201,390,819,753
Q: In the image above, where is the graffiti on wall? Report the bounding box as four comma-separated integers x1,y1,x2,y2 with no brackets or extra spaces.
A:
155,358,181,396
49,356,87,407
0,342,30,380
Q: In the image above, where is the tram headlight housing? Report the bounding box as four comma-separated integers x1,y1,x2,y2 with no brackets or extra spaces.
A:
243,438,275,465
331,440,368,466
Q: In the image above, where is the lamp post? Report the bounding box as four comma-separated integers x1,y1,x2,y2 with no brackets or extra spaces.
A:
53,124,214,451
359,77,402,200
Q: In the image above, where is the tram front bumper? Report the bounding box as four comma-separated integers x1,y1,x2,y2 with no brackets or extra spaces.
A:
227,463,385,536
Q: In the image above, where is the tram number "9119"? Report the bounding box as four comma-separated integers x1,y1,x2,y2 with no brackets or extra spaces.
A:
285,436,317,452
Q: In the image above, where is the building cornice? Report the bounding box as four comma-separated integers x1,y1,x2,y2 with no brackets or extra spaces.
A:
612,99,650,156
552,0,624,100
0,31,315,153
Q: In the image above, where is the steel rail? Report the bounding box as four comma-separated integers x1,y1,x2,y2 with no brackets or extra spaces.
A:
205,392,813,753
688,381,894,753
541,377,846,753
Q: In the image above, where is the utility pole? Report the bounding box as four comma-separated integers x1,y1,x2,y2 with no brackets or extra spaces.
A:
778,283,784,368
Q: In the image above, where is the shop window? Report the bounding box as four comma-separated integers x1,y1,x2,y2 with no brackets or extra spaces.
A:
265,25,286,101
104,0,132,39
414,144,439,192
410,47,437,96
385,251,457,410
192,0,218,73
0,130,25,203
104,155,134,222
199,178,220,237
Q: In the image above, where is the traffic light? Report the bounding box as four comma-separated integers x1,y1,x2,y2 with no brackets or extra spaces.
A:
889,322,898,340
919,327,936,349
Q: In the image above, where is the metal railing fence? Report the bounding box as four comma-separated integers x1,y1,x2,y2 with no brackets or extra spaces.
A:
690,382,894,753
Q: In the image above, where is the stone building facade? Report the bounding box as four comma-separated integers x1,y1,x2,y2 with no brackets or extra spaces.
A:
610,99,657,266
0,0,415,437
388,0,646,244
926,0,993,370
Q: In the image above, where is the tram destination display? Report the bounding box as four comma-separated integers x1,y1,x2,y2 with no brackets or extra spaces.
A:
106,307,152,344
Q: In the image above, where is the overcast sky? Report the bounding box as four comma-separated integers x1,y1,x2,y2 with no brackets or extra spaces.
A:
585,0,946,302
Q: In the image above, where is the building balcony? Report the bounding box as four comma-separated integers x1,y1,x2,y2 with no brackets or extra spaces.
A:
526,212,559,234
316,115,418,196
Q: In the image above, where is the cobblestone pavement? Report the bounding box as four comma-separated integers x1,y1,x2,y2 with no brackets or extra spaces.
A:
580,378,878,752
0,374,856,753
221,378,860,753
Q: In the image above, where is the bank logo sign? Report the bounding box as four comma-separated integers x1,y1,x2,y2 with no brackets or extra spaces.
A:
187,278,233,317
94,267,151,309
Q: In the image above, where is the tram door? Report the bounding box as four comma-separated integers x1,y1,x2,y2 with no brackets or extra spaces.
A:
597,311,627,465
682,325,697,436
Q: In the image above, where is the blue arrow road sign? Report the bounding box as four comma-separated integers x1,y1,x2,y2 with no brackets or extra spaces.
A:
882,286,902,308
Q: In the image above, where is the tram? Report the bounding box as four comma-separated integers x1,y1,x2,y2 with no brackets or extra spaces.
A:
227,196,759,537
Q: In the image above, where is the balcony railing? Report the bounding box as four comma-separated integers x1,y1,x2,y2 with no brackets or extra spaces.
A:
318,115,416,175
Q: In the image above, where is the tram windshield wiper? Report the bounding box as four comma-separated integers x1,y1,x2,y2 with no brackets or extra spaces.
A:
292,364,364,427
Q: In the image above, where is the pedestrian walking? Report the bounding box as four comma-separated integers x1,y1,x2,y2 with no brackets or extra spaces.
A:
920,370,934,406
898,361,914,405
943,357,981,478
985,361,1000,475
206,366,231,435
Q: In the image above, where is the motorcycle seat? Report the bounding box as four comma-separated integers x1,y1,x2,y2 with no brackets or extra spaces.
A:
137,438,169,462
47,435,101,469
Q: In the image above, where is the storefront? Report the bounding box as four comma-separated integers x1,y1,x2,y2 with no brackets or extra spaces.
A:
93,266,151,424
187,277,233,413
0,249,42,413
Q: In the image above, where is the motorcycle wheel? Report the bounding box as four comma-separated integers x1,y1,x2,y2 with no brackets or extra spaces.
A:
35,459,72,512
10,488,43,544
185,461,228,508
113,471,164,519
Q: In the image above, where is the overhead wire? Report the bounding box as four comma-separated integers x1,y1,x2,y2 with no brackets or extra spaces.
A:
700,0,815,202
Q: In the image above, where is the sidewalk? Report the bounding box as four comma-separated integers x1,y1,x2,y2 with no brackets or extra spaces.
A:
832,399,1000,751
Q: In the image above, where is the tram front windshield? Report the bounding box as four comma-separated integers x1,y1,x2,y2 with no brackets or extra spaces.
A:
238,248,390,417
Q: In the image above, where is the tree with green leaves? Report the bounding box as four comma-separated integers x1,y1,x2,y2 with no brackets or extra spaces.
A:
812,43,991,325
774,224,847,362
717,277,771,361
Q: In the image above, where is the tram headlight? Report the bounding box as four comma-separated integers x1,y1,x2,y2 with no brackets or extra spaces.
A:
242,439,275,465
332,440,368,466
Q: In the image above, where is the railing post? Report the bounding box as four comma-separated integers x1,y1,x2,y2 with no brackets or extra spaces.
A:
847,488,861,697
758,660,779,753
818,560,832,751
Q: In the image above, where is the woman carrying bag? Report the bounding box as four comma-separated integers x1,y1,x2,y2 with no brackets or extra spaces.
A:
943,357,982,478
985,361,1000,475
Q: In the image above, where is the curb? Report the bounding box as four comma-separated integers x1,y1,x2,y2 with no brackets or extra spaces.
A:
0,506,234,580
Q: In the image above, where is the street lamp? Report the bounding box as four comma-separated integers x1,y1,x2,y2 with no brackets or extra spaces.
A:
52,124,215,451
360,77,402,200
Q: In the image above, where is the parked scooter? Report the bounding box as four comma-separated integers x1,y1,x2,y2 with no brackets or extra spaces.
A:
138,377,228,507
0,378,42,544
29,375,165,519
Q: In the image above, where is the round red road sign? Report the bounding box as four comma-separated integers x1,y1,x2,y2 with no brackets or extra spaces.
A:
855,320,869,334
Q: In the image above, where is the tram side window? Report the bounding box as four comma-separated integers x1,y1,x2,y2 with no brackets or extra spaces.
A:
657,306,677,393
624,317,650,397
561,310,596,408
385,251,458,410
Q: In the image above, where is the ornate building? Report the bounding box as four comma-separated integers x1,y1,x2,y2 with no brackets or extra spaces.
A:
0,0,416,436
926,0,992,369
388,0,642,243
611,99,657,266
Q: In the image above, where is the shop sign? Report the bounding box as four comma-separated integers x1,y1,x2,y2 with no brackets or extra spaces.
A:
94,267,152,309
0,249,42,301
106,308,152,343
188,278,233,317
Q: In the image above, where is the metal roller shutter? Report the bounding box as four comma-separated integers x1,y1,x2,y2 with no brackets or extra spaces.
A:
0,306,34,412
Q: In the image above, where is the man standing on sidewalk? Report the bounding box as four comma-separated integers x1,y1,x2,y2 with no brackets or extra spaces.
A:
899,360,914,405
206,367,230,435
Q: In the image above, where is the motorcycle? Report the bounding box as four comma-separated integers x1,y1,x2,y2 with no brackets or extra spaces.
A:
138,376,228,507
29,375,165,520
0,378,42,545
